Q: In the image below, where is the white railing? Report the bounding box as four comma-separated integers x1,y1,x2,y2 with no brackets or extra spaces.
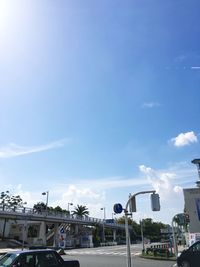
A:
0,204,128,230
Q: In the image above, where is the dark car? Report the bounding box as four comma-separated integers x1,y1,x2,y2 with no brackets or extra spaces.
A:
177,241,200,267
0,249,79,267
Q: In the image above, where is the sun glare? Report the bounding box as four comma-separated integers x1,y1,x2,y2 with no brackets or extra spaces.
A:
0,0,11,23
0,0,14,35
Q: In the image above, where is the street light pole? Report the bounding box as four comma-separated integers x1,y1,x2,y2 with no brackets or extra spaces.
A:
125,213,131,267
42,191,49,212
68,202,73,213
101,207,106,220
101,207,106,243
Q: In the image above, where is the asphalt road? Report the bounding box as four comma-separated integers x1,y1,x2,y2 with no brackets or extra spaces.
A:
63,245,177,267
64,254,176,267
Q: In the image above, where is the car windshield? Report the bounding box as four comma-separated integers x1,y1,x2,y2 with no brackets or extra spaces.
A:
0,254,19,267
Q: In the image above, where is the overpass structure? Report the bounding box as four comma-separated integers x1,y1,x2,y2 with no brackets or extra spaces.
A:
0,205,131,247
0,204,128,229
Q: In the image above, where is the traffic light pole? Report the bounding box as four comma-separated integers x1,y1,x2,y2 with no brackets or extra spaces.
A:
172,216,178,258
125,213,132,267
124,190,156,267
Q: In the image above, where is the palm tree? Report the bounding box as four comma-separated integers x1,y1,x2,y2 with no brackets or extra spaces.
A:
72,205,89,217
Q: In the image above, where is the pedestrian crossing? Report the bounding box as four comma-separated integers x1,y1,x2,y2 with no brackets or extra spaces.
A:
66,248,141,257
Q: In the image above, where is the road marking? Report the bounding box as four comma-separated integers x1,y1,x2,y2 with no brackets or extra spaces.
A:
66,250,140,257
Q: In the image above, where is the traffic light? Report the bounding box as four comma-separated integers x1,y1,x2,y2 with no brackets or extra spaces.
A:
176,213,185,225
150,193,160,211
129,196,136,212
185,213,190,224
175,213,190,225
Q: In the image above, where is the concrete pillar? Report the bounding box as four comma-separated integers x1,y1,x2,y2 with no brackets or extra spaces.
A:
39,221,46,245
53,223,59,248
75,224,79,247
22,220,28,249
75,224,79,234
113,229,116,242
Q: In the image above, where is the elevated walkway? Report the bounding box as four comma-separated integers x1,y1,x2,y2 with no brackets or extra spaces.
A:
0,204,130,231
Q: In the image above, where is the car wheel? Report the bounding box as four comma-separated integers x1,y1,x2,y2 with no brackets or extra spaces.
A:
181,261,190,267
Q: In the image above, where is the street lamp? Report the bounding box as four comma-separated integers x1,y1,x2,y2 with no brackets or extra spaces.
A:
22,202,27,213
100,207,106,243
42,191,49,212
68,202,73,213
100,207,106,220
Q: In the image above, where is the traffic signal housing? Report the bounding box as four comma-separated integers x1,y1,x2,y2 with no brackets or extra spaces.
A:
129,196,136,212
184,213,190,224
151,193,160,211
176,213,185,225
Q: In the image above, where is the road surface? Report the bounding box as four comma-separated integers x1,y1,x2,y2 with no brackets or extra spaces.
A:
63,245,177,267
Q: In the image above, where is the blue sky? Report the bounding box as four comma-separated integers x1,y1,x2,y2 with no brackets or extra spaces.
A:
0,0,200,224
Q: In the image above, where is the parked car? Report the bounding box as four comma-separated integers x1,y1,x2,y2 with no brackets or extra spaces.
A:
0,248,79,267
177,240,200,267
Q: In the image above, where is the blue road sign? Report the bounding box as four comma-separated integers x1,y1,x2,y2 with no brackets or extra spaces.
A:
113,203,123,214
60,227,65,234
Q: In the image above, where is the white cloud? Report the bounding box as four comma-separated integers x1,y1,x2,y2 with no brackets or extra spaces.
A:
52,185,106,216
139,165,177,198
48,177,151,217
170,131,198,147
191,66,200,70
0,139,66,158
142,102,160,109
138,164,184,223
81,176,150,189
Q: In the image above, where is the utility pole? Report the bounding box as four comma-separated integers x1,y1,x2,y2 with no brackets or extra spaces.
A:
140,219,145,252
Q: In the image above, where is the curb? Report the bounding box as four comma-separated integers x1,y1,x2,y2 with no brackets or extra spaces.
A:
140,254,176,261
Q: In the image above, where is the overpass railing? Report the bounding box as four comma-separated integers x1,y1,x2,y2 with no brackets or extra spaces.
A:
0,204,129,230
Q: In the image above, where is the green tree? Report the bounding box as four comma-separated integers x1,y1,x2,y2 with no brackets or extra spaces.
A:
54,206,67,213
0,191,10,205
142,218,166,242
33,203,69,215
116,216,134,225
72,205,89,217
0,191,24,208
116,216,140,242
0,191,25,240
92,223,101,246
28,225,38,238
33,202,46,212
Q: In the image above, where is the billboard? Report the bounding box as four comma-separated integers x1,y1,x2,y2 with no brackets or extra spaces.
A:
183,188,200,233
